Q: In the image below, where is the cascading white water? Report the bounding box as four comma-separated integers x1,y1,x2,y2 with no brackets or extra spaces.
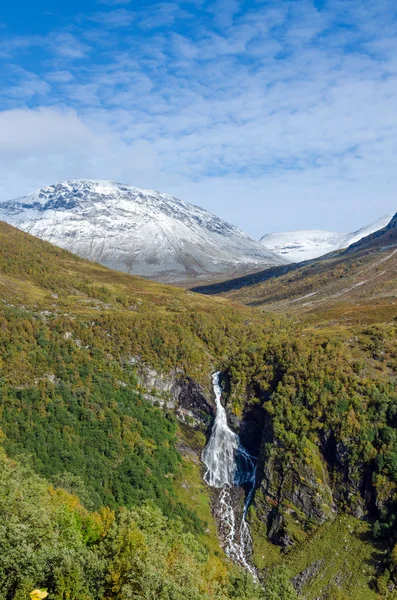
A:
202,372,257,575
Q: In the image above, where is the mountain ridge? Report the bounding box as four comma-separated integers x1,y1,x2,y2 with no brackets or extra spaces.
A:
260,214,393,262
0,179,286,285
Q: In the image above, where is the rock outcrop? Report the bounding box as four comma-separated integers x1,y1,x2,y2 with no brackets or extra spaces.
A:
254,444,335,548
134,362,214,431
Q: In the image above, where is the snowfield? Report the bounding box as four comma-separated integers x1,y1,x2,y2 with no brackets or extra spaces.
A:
260,215,393,263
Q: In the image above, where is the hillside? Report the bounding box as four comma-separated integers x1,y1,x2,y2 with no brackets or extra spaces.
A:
2,221,397,598
0,220,269,598
195,213,397,326
0,180,285,284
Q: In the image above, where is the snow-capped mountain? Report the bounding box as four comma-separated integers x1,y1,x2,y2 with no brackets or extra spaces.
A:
260,215,393,263
0,180,286,284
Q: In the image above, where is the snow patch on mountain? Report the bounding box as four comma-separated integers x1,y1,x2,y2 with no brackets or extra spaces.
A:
0,180,286,283
260,215,393,263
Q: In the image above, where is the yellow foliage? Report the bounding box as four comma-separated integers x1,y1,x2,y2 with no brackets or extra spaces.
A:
30,591,48,600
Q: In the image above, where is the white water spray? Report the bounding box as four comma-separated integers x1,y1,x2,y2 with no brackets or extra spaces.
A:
202,372,257,575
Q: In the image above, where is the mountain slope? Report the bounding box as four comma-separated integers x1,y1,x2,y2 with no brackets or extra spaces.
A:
0,180,285,284
198,213,397,326
260,214,392,262
346,209,397,253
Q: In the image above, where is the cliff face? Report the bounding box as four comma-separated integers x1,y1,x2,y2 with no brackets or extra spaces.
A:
248,410,382,551
255,444,335,548
135,363,214,431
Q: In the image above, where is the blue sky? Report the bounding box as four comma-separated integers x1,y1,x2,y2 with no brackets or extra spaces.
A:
1,0,397,237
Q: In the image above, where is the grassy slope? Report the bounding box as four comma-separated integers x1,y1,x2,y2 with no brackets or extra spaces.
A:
285,515,381,600
0,221,277,383
0,221,274,576
223,246,397,327
175,424,225,556
250,512,380,599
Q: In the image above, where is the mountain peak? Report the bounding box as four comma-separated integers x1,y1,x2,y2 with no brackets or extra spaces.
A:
17,180,180,209
0,180,285,284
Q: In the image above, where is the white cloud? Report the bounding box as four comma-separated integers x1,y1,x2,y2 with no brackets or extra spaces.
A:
88,9,136,27
1,0,397,236
0,108,163,200
0,67,50,102
207,0,241,29
51,33,91,59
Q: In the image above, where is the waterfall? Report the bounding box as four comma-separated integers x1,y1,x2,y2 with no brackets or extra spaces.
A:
202,372,257,575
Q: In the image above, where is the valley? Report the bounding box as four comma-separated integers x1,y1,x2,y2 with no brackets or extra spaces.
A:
3,0,397,596
195,213,397,326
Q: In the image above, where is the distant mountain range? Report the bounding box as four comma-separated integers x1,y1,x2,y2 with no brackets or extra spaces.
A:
0,180,285,284
260,215,393,262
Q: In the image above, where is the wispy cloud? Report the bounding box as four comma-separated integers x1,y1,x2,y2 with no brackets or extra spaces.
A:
52,33,91,58
88,9,136,27
1,0,397,236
